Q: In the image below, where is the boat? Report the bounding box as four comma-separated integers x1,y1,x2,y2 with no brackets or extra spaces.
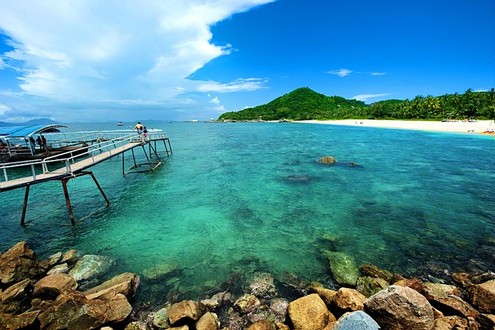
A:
117,121,124,126
0,124,89,163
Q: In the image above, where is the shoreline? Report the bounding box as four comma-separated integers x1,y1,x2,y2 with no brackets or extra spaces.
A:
295,119,495,135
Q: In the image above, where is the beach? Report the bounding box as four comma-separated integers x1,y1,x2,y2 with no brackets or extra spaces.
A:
297,119,495,134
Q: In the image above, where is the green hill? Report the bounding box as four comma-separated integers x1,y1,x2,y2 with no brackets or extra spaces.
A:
218,87,367,121
218,87,495,121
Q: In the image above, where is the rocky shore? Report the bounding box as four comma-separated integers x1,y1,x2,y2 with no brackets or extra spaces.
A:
1,241,495,330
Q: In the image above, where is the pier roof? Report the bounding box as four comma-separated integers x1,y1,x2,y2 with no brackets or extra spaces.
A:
0,124,67,138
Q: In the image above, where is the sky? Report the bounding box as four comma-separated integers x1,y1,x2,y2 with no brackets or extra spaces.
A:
0,0,494,123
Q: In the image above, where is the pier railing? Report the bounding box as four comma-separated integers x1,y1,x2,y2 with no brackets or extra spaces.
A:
1,131,169,183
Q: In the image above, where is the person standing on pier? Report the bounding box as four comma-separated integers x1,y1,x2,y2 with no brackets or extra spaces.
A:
134,121,144,142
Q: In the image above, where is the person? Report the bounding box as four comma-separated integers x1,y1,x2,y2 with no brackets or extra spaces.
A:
143,126,148,141
0,139,5,151
28,136,36,155
36,136,42,149
41,135,47,150
133,122,144,142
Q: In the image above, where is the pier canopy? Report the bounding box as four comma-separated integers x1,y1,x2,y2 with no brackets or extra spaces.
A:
0,124,67,138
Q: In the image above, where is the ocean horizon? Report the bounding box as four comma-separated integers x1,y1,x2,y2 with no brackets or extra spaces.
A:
1,121,494,304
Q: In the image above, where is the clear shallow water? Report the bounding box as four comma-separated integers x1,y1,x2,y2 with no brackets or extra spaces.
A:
1,122,495,301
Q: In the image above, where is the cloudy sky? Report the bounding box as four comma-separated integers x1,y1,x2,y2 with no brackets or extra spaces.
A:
0,0,494,123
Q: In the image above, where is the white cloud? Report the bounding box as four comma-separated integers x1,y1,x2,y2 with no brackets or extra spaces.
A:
327,68,352,78
352,93,391,102
0,104,11,116
0,0,274,117
371,72,386,76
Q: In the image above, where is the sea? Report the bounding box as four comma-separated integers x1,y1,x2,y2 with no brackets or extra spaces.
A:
1,121,494,305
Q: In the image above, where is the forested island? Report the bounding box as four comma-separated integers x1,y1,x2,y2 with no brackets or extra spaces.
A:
217,87,495,121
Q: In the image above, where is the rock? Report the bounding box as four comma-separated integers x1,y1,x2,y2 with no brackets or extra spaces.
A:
247,319,274,330
307,282,337,305
422,282,478,318
83,272,140,300
288,294,336,330
356,276,389,297
0,310,40,330
364,285,434,330
248,272,277,298
359,264,394,283
201,291,231,309
39,252,63,272
47,263,70,275
68,254,114,283
0,279,33,314
333,311,380,330
324,251,359,286
393,277,424,293
105,293,133,323
270,298,289,322
196,312,219,330
124,321,148,330
235,294,261,314
60,249,79,266
142,262,180,280
33,273,77,300
477,313,495,329
432,315,468,329
167,300,201,325
0,241,39,285
451,272,473,288
319,156,337,164
151,307,170,329
471,271,495,284
468,279,495,313
333,288,366,312
275,322,290,330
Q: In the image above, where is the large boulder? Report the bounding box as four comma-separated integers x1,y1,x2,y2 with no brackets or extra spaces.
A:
422,282,478,318
333,311,380,330
0,242,39,285
364,285,434,330
324,251,359,286
288,294,335,330
0,279,33,314
468,279,495,313
33,273,78,300
82,272,139,300
196,312,219,330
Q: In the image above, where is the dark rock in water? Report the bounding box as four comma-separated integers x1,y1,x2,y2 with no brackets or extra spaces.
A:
68,254,114,284
284,174,312,184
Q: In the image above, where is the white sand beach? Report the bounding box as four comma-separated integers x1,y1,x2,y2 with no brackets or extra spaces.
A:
297,119,495,135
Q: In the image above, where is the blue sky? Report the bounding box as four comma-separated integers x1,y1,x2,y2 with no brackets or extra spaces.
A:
0,0,494,123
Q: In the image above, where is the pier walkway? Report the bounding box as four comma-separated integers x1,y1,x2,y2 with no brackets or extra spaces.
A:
1,131,172,225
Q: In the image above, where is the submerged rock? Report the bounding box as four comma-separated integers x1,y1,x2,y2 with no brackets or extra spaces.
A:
68,254,114,283
324,251,359,286
248,272,277,298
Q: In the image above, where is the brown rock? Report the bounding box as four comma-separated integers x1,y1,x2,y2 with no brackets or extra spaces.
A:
167,300,201,325
275,322,290,330
423,282,462,298
432,315,468,329
468,280,495,313
83,272,139,300
0,279,32,314
124,321,148,330
33,273,77,300
307,283,337,305
333,288,366,311
359,264,394,283
451,272,473,288
248,319,274,330
39,252,63,272
393,277,424,293
288,294,335,330
0,310,40,330
471,271,495,284
0,241,39,285
364,285,434,330
60,249,79,266
105,293,133,323
319,156,336,164
196,312,218,330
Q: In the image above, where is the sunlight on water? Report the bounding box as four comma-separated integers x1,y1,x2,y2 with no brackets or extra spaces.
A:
1,122,494,300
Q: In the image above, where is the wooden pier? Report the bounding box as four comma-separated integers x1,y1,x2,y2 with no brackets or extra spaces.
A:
0,132,172,225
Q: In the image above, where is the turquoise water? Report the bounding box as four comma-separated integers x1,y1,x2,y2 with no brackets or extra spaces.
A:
1,122,495,301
